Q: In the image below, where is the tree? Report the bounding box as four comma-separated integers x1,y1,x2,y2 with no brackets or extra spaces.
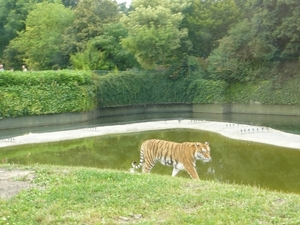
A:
61,0,78,8
4,1,74,70
0,0,61,61
0,0,14,58
207,20,256,82
207,0,300,82
62,0,120,56
70,23,139,70
249,0,300,61
183,0,240,58
121,0,191,69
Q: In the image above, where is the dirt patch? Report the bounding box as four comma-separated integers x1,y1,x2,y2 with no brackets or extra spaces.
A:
0,169,35,199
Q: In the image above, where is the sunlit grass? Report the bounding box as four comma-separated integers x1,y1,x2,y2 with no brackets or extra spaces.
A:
1,164,300,224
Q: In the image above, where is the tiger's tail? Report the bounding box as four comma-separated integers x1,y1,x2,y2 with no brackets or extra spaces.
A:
131,148,144,170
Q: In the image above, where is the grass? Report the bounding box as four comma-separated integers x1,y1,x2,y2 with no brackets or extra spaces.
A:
0,164,300,225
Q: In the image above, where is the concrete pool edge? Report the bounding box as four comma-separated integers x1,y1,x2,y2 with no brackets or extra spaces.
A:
0,120,299,150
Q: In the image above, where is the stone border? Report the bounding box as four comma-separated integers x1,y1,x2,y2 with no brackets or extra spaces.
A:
2,103,300,131
0,104,191,130
0,120,299,150
193,103,300,115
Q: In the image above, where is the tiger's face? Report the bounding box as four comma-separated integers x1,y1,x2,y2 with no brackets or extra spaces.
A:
195,142,211,162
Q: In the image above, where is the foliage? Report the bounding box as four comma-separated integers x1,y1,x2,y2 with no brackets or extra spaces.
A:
0,0,15,58
95,71,199,107
248,0,300,61
183,0,241,58
121,0,190,69
208,0,300,82
2,69,300,118
0,0,60,63
165,55,208,80
0,70,96,117
61,0,78,8
207,20,255,82
1,165,300,224
62,0,120,56
3,1,74,70
95,71,149,107
1,0,300,79
165,56,190,80
0,70,93,87
229,78,300,105
95,71,300,107
189,79,229,103
70,23,139,70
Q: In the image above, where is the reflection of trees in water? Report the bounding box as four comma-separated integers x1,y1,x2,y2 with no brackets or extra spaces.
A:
210,139,300,193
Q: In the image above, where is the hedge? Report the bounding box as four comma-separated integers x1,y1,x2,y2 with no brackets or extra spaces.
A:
1,70,300,118
95,71,230,107
229,79,300,105
0,70,96,118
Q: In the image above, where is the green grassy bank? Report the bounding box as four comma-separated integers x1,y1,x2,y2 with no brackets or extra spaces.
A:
1,165,299,225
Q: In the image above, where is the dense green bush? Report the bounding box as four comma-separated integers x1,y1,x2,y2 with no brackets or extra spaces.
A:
188,79,229,103
0,70,93,87
1,70,300,118
0,70,96,117
95,71,197,107
95,73,300,107
229,79,300,105
95,72,148,107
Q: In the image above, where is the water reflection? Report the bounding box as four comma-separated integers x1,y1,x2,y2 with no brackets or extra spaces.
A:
1,129,299,194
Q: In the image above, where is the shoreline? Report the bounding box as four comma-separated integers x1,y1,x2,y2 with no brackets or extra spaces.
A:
0,120,299,150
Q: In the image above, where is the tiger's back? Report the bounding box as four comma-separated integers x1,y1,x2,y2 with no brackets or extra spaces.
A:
132,139,211,179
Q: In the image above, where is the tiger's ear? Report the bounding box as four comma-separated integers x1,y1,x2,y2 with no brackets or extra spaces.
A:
195,143,199,147
205,142,209,145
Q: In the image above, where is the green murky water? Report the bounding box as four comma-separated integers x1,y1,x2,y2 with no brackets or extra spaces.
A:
1,129,300,194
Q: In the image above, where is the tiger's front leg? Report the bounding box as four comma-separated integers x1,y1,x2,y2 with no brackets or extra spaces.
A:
186,166,200,180
172,162,185,177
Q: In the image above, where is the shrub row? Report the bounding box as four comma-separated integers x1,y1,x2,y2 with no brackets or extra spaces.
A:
92,71,300,107
1,70,299,118
95,71,228,107
229,78,300,105
0,70,96,118
0,70,93,87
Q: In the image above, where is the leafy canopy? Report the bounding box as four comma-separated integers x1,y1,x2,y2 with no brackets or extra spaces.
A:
62,0,121,55
208,0,300,82
183,0,240,58
71,23,138,70
5,1,74,70
121,0,191,69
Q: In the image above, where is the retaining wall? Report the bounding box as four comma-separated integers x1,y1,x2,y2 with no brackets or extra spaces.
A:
192,103,300,116
1,103,299,130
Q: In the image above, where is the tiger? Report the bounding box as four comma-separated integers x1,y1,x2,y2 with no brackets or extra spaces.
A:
131,139,211,180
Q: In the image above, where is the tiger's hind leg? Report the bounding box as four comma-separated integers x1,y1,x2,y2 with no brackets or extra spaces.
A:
142,164,153,174
142,159,156,174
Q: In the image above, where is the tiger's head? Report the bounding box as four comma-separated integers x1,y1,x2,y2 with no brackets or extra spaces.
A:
194,142,211,162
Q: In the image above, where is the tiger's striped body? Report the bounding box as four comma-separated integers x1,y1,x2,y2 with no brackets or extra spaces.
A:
131,139,211,180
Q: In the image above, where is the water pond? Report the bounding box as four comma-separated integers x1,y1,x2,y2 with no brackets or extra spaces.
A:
1,128,299,194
